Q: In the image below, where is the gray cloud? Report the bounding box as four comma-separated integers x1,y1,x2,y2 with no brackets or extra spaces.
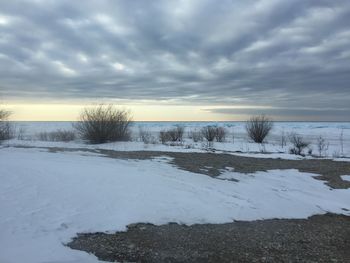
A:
204,107,350,122
0,0,350,120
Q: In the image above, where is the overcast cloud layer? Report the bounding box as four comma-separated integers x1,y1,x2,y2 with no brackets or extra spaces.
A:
0,0,350,120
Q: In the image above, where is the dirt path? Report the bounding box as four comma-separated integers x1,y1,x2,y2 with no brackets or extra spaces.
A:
68,213,350,263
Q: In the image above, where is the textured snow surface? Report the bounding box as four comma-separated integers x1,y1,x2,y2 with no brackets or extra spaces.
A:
0,147,349,263
6,121,350,160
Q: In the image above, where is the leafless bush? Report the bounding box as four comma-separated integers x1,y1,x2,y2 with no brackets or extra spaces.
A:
159,126,184,144
52,130,75,141
332,150,342,158
316,136,329,157
74,105,132,144
188,129,203,142
0,109,13,142
340,129,344,156
201,126,229,148
307,148,313,156
245,115,273,143
37,130,76,142
168,125,185,142
17,126,26,140
159,130,170,144
37,132,49,141
280,130,287,148
201,126,217,143
0,109,10,121
139,127,157,144
215,127,226,142
289,132,310,156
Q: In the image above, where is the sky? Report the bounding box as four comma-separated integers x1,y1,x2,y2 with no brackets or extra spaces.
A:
0,0,350,121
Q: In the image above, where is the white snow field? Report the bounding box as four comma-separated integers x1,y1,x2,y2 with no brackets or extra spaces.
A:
7,121,350,159
0,146,350,263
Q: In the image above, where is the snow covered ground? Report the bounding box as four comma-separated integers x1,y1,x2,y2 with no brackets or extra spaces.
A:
0,146,350,263
1,121,350,262
6,121,350,159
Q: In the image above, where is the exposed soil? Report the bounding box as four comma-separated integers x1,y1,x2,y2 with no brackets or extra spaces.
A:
67,213,350,263
16,146,350,189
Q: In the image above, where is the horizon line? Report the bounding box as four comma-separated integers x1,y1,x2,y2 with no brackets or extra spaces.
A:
9,120,350,123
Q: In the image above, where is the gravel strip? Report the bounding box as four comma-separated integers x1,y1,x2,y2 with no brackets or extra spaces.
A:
67,213,350,263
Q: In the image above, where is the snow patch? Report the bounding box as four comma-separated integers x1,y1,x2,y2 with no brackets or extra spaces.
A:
341,175,350,182
0,147,349,263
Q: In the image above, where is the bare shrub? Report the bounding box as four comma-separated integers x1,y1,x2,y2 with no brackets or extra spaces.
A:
0,122,12,141
201,126,217,143
0,109,10,121
215,127,226,142
50,130,75,142
316,136,329,157
232,129,235,144
340,129,344,156
289,132,310,156
74,105,132,144
159,126,184,144
188,129,203,142
307,148,313,156
139,127,157,144
245,115,273,143
167,125,185,142
280,130,287,148
17,126,26,140
37,132,49,141
159,130,170,144
332,150,341,158
0,109,13,142
37,130,76,142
